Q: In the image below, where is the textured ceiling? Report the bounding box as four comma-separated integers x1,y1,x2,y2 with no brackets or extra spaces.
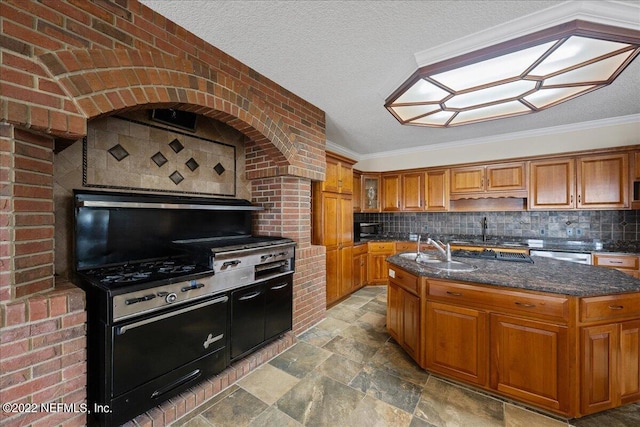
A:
140,1,640,158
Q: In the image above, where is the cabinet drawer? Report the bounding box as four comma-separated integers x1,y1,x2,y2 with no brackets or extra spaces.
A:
395,242,417,252
428,280,569,322
353,244,368,256
580,293,640,322
368,242,395,253
593,254,639,270
389,266,419,295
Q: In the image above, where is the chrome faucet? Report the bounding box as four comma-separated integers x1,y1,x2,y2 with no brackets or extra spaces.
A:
416,234,422,261
426,238,452,262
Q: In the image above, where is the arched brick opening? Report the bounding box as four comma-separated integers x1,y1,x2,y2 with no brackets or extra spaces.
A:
0,2,327,424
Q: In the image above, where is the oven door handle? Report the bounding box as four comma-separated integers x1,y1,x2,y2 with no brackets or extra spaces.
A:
238,291,262,301
117,296,228,335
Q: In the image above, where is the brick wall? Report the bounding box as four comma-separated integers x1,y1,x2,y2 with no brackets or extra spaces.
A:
0,1,328,425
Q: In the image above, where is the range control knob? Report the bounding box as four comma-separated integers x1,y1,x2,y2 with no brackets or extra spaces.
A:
165,292,178,304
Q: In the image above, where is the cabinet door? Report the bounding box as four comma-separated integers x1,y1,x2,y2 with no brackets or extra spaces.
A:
450,166,485,194
368,252,391,284
634,151,640,180
323,157,341,193
321,193,341,248
339,246,353,296
426,301,488,386
486,162,526,192
529,159,575,210
231,283,266,360
402,172,424,211
620,320,640,404
352,253,367,289
325,248,340,305
264,277,293,341
581,324,618,414
339,163,353,194
387,281,402,342
339,195,353,245
382,174,401,211
425,169,449,211
353,172,362,212
491,314,569,413
577,153,629,209
362,175,380,212
402,290,420,361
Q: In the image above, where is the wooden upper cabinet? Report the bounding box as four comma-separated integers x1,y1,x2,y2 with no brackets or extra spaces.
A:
450,162,526,198
361,174,381,212
353,171,362,212
634,151,640,180
382,173,401,211
577,153,629,209
402,172,424,211
451,166,485,194
486,163,527,192
322,153,354,194
529,159,575,210
425,169,450,211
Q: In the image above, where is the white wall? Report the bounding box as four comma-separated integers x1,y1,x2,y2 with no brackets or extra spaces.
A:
353,116,640,172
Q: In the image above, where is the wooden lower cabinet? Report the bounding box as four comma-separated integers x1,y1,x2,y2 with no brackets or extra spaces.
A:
325,245,353,306
352,244,368,290
425,301,487,385
490,313,569,413
368,242,395,284
581,320,640,415
385,271,640,418
388,273,421,362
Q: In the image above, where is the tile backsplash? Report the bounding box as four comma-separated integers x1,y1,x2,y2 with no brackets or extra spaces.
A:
355,210,640,242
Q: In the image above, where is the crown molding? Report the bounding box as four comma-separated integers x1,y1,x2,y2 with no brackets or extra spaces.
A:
414,1,640,67
354,114,640,161
378,1,640,118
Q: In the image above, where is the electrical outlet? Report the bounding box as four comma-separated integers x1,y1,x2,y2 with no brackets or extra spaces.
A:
540,229,545,236
566,228,573,236
576,228,583,237
423,224,429,232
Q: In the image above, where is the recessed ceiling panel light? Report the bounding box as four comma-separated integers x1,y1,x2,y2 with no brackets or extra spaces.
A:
385,20,640,128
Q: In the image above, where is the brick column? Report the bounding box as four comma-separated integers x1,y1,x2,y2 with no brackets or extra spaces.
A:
252,176,326,334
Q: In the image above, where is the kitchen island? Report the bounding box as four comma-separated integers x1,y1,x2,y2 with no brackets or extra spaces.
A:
385,253,640,419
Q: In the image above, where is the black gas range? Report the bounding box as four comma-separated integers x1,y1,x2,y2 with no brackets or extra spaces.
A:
74,190,295,426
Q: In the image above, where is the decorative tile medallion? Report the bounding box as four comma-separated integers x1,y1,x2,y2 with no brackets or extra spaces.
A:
151,152,168,167
108,144,130,161
214,162,226,175
169,138,184,153
169,171,184,185
83,116,236,196
185,158,199,171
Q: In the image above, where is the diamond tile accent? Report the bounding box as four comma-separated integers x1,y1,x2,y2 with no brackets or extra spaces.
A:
151,152,168,167
185,158,199,171
169,138,184,153
214,163,226,175
108,144,129,161
169,171,184,185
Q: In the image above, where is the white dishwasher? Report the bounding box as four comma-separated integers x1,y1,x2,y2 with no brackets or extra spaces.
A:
529,250,592,265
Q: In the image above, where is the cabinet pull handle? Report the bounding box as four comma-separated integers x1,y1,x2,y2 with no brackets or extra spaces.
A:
609,261,624,264
446,291,463,297
578,194,582,204
570,194,573,204
609,305,624,310
514,301,536,308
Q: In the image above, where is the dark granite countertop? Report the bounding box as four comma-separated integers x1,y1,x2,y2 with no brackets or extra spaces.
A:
387,253,640,297
357,234,640,255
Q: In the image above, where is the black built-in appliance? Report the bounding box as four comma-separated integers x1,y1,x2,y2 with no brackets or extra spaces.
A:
74,190,295,426
354,222,382,242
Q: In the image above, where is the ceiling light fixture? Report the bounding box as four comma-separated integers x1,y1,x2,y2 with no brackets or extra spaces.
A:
385,20,640,128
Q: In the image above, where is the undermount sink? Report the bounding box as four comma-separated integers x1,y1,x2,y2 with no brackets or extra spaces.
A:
424,260,477,272
398,252,439,262
398,252,476,272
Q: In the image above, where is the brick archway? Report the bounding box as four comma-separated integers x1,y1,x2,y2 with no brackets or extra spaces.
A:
36,48,293,172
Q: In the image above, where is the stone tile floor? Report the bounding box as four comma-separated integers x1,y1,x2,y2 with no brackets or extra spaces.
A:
172,286,640,427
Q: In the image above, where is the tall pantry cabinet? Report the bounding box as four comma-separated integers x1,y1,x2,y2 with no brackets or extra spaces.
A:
312,152,357,306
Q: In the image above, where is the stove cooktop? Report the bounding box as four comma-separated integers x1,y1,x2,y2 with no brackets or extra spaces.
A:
173,235,294,254
79,259,214,288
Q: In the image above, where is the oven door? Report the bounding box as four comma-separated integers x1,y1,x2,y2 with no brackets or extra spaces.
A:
112,294,228,397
